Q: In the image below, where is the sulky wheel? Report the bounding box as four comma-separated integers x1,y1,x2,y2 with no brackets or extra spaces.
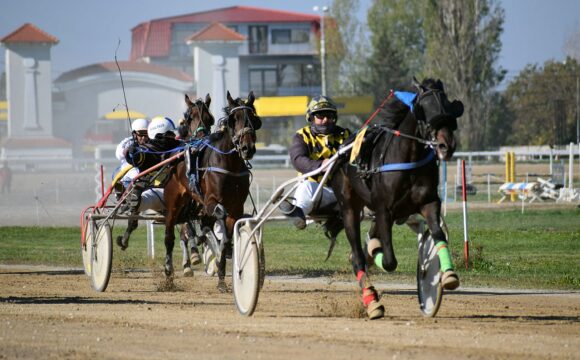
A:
90,221,113,292
81,220,95,276
232,224,260,316
416,228,443,317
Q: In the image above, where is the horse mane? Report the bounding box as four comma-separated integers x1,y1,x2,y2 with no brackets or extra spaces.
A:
420,78,443,91
208,131,224,142
378,78,444,128
379,95,412,128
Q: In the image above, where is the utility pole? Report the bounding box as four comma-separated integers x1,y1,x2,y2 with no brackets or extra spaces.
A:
576,76,580,145
313,5,329,96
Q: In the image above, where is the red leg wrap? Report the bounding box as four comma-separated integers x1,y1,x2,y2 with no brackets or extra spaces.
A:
362,287,377,307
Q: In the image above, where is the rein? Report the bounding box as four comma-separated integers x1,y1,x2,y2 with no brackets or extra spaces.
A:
381,126,438,147
197,166,250,177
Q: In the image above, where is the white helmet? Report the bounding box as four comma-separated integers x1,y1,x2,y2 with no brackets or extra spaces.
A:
148,116,176,139
131,118,149,133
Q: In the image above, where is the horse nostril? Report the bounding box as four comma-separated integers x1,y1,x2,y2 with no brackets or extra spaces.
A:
438,143,448,152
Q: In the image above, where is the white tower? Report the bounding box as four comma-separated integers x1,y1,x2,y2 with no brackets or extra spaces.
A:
187,22,245,129
0,23,71,168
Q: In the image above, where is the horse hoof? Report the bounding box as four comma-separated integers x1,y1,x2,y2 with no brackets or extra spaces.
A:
115,236,126,251
164,265,174,277
367,301,384,320
183,267,193,277
217,280,228,293
441,270,460,290
190,252,201,266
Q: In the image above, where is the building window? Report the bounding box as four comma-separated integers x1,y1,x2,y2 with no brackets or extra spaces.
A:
301,64,320,86
249,25,268,54
272,29,291,44
291,29,309,43
249,69,277,96
272,29,309,45
278,64,320,87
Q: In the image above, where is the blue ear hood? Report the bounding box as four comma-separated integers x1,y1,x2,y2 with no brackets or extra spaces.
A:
394,91,417,111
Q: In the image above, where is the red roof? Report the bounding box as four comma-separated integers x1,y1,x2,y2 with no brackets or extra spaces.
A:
188,22,246,42
131,6,319,60
0,23,59,44
55,61,193,83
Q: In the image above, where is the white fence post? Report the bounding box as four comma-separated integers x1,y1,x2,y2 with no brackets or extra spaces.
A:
569,143,574,191
147,220,155,259
487,174,491,203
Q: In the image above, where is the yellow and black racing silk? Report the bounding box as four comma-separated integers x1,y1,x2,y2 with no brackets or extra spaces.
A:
297,126,350,183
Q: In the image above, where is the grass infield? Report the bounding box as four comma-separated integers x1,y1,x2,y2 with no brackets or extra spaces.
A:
0,207,578,290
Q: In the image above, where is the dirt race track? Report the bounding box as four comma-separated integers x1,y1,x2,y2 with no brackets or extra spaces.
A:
0,265,578,360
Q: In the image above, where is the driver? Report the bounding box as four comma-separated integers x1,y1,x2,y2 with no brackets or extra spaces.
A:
113,118,149,192
124,116,182,213
283,95,350,232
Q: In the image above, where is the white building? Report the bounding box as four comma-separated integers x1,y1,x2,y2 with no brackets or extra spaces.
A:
1,6,373,166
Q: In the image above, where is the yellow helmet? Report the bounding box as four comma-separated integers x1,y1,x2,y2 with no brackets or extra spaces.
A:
306,95,338,122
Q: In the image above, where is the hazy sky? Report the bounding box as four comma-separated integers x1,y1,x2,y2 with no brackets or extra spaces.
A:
1,0,579,86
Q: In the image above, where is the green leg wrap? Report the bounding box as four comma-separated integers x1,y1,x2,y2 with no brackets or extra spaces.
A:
374,252,385,271
436,241,454,272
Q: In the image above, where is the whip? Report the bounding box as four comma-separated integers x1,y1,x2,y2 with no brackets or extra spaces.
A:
114,39,133,135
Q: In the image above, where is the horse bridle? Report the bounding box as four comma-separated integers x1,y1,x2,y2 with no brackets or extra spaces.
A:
412,88,458,146
186,99,212,137
227,105,257,152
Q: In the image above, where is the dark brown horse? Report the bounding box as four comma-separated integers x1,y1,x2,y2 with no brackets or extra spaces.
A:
163,91,262,291
177,93,213,275
329,78,463,319
179,93,214,140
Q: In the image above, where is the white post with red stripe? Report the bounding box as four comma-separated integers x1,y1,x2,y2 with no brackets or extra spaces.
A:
100,164,105,198
461,160,469,269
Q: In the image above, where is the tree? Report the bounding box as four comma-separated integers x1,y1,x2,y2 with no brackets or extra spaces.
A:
423,0,505,150
483,91,513,148
327,0,369,96
362,0,425,102
564,29,580,61
504,59,579,146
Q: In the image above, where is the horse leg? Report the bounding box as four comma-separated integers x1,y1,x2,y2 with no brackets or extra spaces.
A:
179,225,193,277
116,219,138,251
340,186,384,320
186,221,201,265
164,226,175,277
365,220,381,266
421,201,460,290
207,203,229,292
373,207,398,272
214,212,237,293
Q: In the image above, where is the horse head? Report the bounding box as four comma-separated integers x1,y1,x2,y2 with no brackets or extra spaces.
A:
412,77,463,160
225,91,262,160
181,93,214,140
